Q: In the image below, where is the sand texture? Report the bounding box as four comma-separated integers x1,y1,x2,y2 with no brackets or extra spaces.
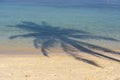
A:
0,51,120,80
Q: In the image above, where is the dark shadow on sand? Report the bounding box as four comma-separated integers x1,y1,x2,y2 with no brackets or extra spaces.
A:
7,21,120,67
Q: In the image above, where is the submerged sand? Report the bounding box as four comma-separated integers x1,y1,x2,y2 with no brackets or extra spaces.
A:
0,51,120,80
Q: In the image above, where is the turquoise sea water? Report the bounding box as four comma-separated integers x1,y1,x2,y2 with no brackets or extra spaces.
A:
0,3,120,51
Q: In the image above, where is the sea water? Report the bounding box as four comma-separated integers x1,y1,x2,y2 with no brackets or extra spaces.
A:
0,2,120,53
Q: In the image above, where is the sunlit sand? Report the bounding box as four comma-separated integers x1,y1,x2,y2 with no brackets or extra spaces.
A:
0,50,120,80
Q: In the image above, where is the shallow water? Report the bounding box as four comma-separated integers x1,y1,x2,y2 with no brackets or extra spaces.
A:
0,2,120,51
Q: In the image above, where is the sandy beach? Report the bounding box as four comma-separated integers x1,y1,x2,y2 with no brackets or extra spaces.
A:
1,1,120,80
0,51,120,80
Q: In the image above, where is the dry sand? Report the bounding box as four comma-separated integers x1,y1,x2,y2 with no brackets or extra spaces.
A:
0,51,120,80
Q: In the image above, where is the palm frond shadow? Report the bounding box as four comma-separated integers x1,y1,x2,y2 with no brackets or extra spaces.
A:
8,21,120,67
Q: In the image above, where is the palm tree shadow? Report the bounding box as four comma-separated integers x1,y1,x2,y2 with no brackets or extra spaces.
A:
7,21,120,67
